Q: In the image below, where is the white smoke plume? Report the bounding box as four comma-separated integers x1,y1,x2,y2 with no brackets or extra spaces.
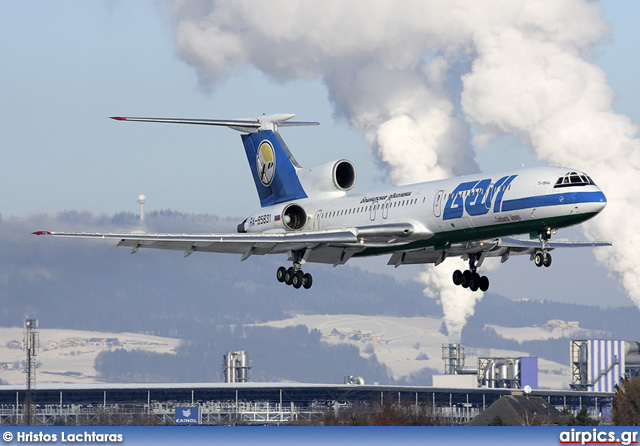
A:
165,1,640,338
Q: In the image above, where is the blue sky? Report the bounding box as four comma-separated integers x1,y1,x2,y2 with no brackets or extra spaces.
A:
0,1,382,217
1,1,636,216
0,1,637,306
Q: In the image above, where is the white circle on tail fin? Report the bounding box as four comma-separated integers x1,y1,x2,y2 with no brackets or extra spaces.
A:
256,140,276,187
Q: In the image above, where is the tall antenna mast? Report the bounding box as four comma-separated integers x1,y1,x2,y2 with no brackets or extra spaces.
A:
23,318,39,425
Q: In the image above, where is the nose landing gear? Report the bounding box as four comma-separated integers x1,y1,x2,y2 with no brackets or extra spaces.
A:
533,229,553,268
534,251,552,268
452,253,489,292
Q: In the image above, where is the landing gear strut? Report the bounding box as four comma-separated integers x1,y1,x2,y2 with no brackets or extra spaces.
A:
452,253,489,292
276,249,313,289
533,230,553,268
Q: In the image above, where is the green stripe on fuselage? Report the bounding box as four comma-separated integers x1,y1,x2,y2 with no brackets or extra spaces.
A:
353,212,598,258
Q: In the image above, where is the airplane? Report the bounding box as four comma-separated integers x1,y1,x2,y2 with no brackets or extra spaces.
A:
33,113,610,292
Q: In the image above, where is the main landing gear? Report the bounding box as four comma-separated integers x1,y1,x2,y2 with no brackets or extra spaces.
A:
276,266,313,289
452,253,489,292
276,249,313,289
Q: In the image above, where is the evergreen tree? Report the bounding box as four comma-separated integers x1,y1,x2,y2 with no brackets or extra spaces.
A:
612,377,640,426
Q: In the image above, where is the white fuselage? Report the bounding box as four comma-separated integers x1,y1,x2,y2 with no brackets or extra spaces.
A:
244,166,606,255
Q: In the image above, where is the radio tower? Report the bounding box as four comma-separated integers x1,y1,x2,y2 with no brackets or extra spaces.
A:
23,318,39,425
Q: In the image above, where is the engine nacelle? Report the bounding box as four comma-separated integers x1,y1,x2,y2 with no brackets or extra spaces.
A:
298,159,356,197
240,202,310,233
281,203,307,230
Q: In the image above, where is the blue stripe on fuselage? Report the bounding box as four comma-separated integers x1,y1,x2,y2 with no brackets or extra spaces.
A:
501,191,606,212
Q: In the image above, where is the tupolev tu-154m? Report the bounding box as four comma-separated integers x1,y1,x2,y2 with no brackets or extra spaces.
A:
34,113,610,291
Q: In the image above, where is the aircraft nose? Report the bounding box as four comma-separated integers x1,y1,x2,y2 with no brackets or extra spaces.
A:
588,190,607,214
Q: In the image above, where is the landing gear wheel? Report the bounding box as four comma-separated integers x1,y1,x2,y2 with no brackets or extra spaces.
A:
534,252,544,268
452,270,462,286
479,276,489,292
543,253,552,268
284,267,295,285
292,271,304,289
469,272,481,292
461,270,471,288
276,266,287,283
303,273,313,289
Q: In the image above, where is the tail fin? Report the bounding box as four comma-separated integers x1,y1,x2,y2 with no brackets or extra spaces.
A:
110,113,318,207
241,129,310,206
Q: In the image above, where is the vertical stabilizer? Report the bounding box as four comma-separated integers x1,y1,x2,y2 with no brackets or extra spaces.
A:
241,130,308,207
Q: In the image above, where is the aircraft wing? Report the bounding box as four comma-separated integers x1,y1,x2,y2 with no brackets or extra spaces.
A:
388,237,611,267
32,222,422,265
33,229,359,258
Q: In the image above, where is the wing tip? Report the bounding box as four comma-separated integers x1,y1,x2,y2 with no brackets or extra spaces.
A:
110,116,127,121
32,231,52,236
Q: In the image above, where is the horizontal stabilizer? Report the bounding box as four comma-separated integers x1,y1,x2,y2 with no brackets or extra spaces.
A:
110,113,319,133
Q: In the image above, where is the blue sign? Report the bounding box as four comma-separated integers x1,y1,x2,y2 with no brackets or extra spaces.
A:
175,406,199,425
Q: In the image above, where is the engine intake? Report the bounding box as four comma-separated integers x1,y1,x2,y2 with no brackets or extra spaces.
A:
283,204,307,230
333,160,356,191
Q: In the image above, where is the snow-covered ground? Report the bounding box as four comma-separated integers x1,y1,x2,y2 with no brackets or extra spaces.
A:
485,324,583,342
0,327,179,386
258,314,570,389
0,317,573,389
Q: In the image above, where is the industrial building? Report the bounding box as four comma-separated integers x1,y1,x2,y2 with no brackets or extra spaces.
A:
433,343,538,391
0,382,613,425
3,333,636,425
570,340,640,392
222,351,252,384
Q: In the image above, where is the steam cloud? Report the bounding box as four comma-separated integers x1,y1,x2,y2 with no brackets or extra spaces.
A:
166,1,640,339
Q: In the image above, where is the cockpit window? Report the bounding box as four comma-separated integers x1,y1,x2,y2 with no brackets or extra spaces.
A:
554,172,595,188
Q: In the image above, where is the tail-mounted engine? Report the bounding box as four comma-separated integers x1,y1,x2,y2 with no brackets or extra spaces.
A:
239,202,310,233
239,159,356,233
282,203,307,230
298,159,356,197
